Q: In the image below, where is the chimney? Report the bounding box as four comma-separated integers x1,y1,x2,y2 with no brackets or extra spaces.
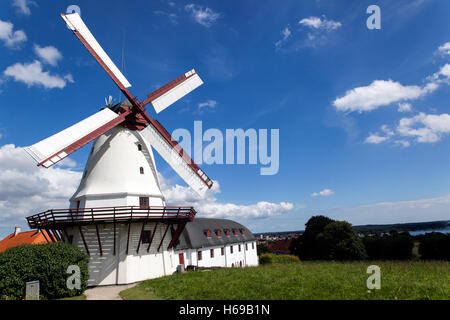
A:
14,226,21,236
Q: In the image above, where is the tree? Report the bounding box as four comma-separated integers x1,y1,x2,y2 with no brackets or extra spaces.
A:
418,232,450,260
317,221,367,261
363,232,413,260
290,215,335,260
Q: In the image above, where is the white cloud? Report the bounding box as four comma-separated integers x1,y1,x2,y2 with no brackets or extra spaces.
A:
398,102,412,112
311,188,335,197
198,99,217,110
275,25,291,49
333,79,436,113
0,19,27,48
159,174,294,219
299,16,342,31
33,44,62,66
185,4,220,27
0,144,81,221
397,112,450,143
327,194,450,225
438,42,450,55
12,0,35,15
3,60,70,89
365,133,389,144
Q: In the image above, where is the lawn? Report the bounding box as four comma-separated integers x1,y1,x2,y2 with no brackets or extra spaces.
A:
119,261,449,300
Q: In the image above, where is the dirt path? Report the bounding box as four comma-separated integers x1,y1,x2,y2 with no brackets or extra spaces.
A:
84,283,137,300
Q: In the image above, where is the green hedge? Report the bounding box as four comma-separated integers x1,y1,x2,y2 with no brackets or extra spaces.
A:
259,253,300,265
0,242,89,300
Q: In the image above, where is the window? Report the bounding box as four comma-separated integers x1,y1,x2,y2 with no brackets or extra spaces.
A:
245,243,248,251
138,144,142,151
140,167,144,174
139,197,149,208
204,230,212,237
210,249,214,258
221,247,225,256
215,229,222,237
252,242,254,250
225,229,231,236
198,251,202,261
238,244,241,252
240,228,245,235
230,246,234,254
141,230,151,244
233,229,238,235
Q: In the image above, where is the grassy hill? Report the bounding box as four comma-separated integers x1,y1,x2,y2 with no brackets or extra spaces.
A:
119,261,449,300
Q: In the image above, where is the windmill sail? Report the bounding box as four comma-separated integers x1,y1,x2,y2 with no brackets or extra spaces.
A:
24,108,129,168
61,13,132,91
138,120,213,196
143,69,204,114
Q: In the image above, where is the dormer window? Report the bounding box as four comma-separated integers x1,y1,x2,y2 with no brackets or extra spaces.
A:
215,229,222,237
225,229,231,236
233,229,238,235
204,229,212,237
240,228,245,235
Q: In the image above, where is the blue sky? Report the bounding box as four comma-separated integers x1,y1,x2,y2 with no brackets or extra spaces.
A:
0,0,449,238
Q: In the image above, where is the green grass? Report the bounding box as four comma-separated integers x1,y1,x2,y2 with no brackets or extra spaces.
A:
120,261,449,300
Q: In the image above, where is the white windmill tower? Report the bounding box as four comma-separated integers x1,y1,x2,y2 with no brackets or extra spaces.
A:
24,13,213,286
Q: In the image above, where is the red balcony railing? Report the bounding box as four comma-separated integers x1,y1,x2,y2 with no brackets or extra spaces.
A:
26,205,196,229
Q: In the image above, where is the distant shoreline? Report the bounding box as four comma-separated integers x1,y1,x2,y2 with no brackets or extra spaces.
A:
254,220,450,237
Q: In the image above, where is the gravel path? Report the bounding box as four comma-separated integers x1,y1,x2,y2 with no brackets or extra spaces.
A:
84,283,137,300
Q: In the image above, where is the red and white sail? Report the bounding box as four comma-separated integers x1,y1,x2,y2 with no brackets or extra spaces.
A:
61,12,132,91
24,108,128,168
139,120,213,196
143,69,204,114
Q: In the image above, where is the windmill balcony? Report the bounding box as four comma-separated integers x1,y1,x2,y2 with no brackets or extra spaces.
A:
26,205,196,229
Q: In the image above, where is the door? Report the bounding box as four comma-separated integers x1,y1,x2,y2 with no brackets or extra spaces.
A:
178,253,184,265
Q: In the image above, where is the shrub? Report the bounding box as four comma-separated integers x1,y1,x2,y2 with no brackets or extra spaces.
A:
256,244,271,256
259,253,300,265
0,242,89,300
418,232,450,260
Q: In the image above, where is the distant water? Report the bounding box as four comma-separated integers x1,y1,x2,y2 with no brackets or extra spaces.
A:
409,228,450,236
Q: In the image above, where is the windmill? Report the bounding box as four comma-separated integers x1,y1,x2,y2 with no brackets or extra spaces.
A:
24,13,214,286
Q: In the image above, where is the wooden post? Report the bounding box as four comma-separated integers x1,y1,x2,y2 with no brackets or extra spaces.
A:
126,222,131,255
136,222,146,254
167,221,187,250
95,224,103,256
147,222,158,252
78,226,90,256
157,224,170,252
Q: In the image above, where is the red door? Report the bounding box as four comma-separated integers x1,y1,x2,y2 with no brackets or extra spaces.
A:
178,253,184,265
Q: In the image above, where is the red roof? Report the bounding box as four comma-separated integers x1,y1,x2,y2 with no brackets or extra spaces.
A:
0,230,55,253
268,239,292,254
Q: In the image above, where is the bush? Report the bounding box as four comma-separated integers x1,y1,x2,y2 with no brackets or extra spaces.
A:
363,232,414,260
256,244,271,256
0,242,89,300
259,253,300,265
418,232,450,260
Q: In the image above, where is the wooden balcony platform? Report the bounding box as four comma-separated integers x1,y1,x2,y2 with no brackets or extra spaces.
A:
26,205,196,229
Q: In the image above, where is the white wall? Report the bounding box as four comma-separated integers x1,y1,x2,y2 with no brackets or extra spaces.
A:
173,241,258,269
